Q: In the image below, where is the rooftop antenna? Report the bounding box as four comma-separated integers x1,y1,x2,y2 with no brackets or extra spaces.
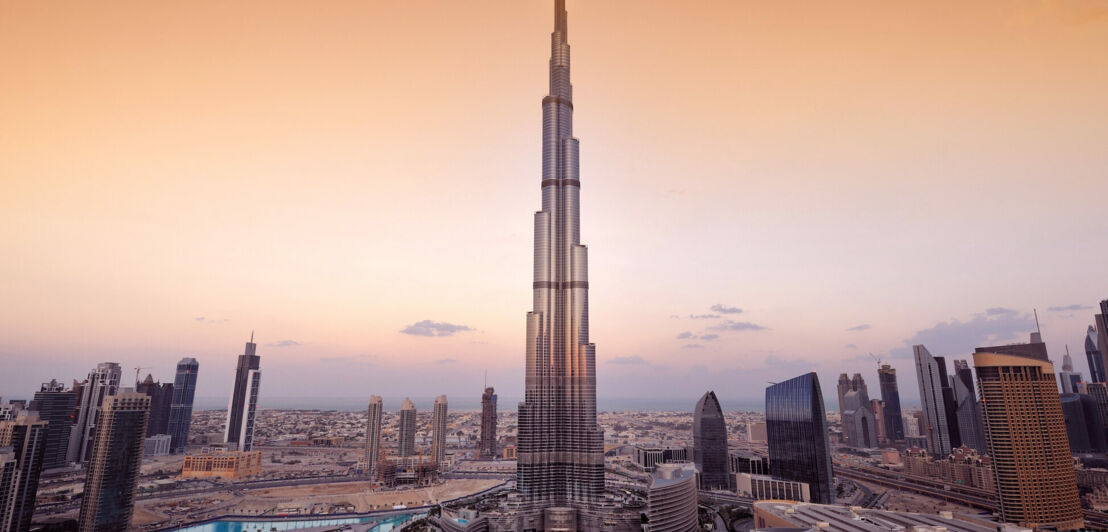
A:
483,369,487,390
1034,309,1041,334
250,330,255,343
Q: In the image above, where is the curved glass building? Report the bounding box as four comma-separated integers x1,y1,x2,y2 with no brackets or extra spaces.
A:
693,391,731,490
765,372,833,504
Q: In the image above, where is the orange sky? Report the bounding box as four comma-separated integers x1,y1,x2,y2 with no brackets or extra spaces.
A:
2,1,1106,407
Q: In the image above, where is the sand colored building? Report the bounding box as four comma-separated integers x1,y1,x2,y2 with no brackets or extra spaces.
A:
181,448,262,479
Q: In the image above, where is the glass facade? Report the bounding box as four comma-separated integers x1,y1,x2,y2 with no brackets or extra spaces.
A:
877,365,904,441
693,391,731,490
168,357,199,454
765,372,833,504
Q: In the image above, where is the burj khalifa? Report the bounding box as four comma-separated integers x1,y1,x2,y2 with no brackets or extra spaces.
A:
516,0,605,515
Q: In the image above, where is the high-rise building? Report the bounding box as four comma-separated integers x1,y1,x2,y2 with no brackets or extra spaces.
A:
1060,393,1107,453
480,387,497,459
877,365,904,442
645,463,699,532
913,345,952,456
870,399,886,445
1059,347,1083,394
365,395,383,475
1087,382,1108,431
950,360,987,454
29,380,76,470
974,334,1083,530
1097,300,1108,383
836,373,851,421
841,376,877,448
0,415,48,532
67,362,122,464
693,391,731,490
398,398,416,458
136,374,173,437
933,356,962,449
515,0,605,517
1087,324,1104,384
765,372,833,505
78,391,151,532
431,395,448,466
167,357,199,454
225,334,261,451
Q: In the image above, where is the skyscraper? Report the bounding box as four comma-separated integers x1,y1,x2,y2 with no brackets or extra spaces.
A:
29,380,76,470
836,373,851,421
67,362,122,464
398,398,416,458
480,387,497,459
0,415,48,532
136,374,173,437
516,0,605,514
167,357,199,454
950,360,987,454
78,391,151,532
841,386,877,448
431,395,448,466
1060,393,1107,453
913,345,952,456
225,334,261,452
1086,324,1104,384
877,365,904,441
1059,347,1082,394
1097,300,1108,383
765,373,833,504
693,391,731,490
365,395,383,475
974,334,1083,530
933,356,962,449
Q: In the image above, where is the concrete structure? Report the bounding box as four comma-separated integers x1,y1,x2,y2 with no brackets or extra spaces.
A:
904,446,995,491
735,472,809,502
181,448,262,479
645,464,698,532
765,372,833,504
29,380,75,470
746,421,767,443
365,395,383,475
398,398,416,457
752,500,1006,532
0,415,48,532
877,364,904,441
951,359,987,454
432,395,448,466
840,385,877,449
913,345,952,456
974,334,1084,530
729,451,769,476
693,390,731,490
901,412,921,438
225,334,261,451
167,357,199,454
480,387,498,459
634,446,689,472
67,362,122,464
78,391,150,532
144,434,172,456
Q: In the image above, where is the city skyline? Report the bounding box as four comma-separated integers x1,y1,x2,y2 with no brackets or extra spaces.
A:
3,1,1107,409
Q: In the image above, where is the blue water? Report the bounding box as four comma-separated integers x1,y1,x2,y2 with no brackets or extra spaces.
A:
173,512,423,532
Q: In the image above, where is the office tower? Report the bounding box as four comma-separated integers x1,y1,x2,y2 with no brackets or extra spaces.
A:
0,416,48,532
480,387,497,459
77,392,151,532
136,374,173,437
67,362,122,464
225,334,261,451
1060,393,1107,453
693,391,731,490
645,463,699,532
398,398,416,457
877,365,904,441
1087,325,1104,384
836,374,851,420
841,385,877,448
1059,347,1082,394
973,334,1083,530
1097,300,1108,383
950,360,987,454
431,395,448,466
765,373,834,504
0,453,15,531
167,357,199,454
516,0,605,512
29,380,76,470
1087,382,1108,431
913,345,952,456
365,395,383,474
901,413,921,438
933,356,962,448
870,399,886,444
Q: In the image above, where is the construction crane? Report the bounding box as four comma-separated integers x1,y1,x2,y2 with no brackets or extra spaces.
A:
133,367,151,387
868,353,883,368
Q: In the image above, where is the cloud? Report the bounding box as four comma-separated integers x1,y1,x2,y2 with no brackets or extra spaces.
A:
1048,304,1093,312
710,304,743,314
676,331,696,340
193,317,229,324
269,340,301,347
688,314,722,320
400,320,473,337
609,355,646,365
846,324,871,332
891,309,1036,358
984,307,1018,316
436,358,458,365
845,344,858,349
709,320,769,332
194,317,205,321
700,334,720,341
682,344,704,349
320,354,377,365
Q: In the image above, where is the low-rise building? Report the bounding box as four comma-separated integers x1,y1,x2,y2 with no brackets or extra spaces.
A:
904,446,994,491
144,434,172,456
752,500,1013,532
735,473,809,502
181,448,262,479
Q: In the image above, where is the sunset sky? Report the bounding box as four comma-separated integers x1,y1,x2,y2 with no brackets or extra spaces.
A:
2,0,1107,410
